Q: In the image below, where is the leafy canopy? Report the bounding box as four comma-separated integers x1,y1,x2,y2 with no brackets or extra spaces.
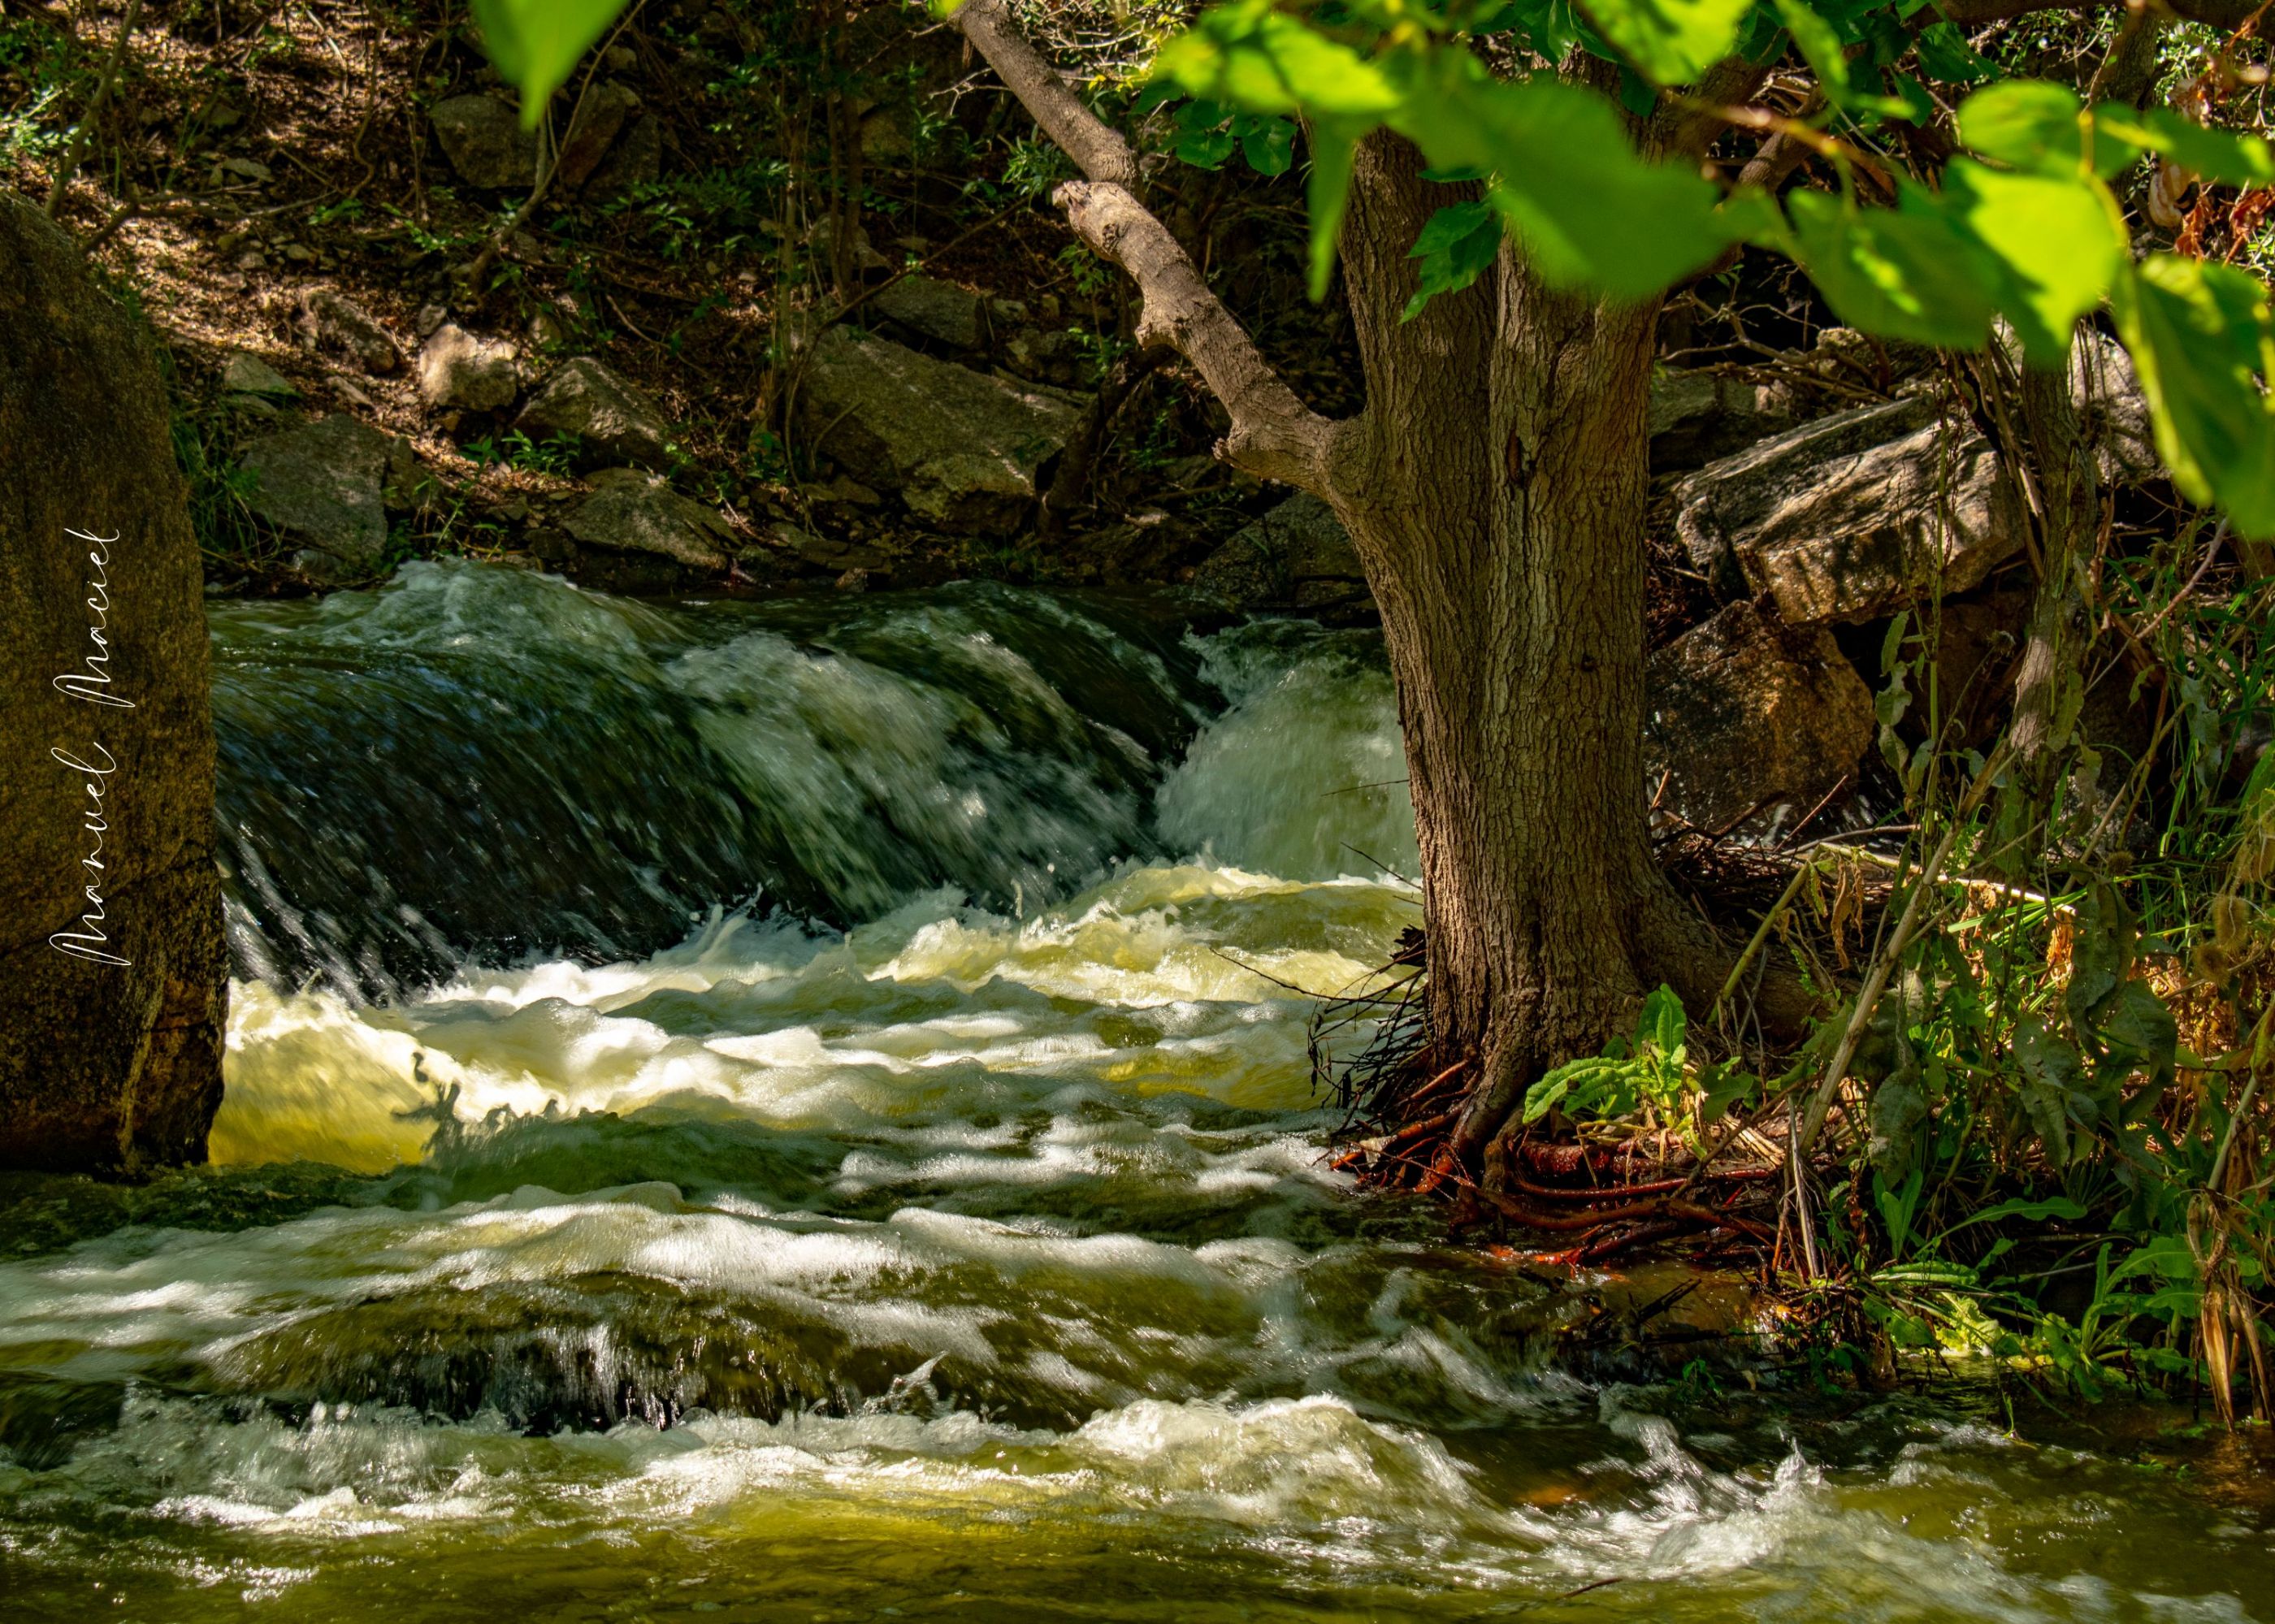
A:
474,0,2275,539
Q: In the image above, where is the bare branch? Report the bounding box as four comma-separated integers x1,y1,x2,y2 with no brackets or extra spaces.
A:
948,0,1337,493
1054,181,1336,487
951,0,1138,186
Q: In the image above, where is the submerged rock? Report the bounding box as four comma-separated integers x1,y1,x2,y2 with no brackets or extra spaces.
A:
797,327,1085,534
1644,600,1874,834
516,356,674,469
237,414,418,582
0,195,227,1173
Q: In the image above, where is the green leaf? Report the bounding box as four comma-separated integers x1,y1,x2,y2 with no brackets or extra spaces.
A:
1588,0,1757,84
1914,19,1993,84
1522,1075,1572,1124
1240,115,1297,175
2099,104,2275,186
1785,185,1998,351
1869,1075,1928,1182
1956,80,2085,176
2013,1014,2089,1163
2114,253,2275,535
469,0,630,127
1940,158,2124,364
2086,978,2179,1092
1402,199,1502,319
1151,4,1402,118
1935,1192,2088,1241
1304,116,1366,301
1396,66,1733,297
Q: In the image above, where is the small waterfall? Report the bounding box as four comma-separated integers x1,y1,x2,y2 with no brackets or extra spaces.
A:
210,563,1213,997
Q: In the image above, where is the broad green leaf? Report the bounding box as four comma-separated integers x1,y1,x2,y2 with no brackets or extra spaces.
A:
1936,1192,2088,1239
1402,199,1502,319
1640,982,1686,1056
1150,4,1402,118
2115,253,2275,535
1239,115,1296,175
1785,185,1997,350
1940,158,2123,364
1396,66,1733,297
1956,80,2084,175
470,0,630,127
2098,104,2275,186
1588,0,1756,84
1914,18,1993,84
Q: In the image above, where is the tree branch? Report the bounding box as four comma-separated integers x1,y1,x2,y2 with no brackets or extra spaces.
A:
948,0,1337,493
951,0,1138,186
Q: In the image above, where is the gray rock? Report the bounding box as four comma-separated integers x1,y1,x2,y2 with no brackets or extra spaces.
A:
0,194,227,1173
297,288,399,375
430,93,539,189
1736,422,2026,623
555,81,641,192
237,414,418,582
872,273,986,350
580,91,661,201
797,327,1086,534
2071,327,2160,488
1671,396,2029,621
515,357,674,468
219,349,297,398
759,521,893,574
1648,366,1798,472
416,323,520,412
1191,493,1370,617
1644,600,1874,836
561,468,733,571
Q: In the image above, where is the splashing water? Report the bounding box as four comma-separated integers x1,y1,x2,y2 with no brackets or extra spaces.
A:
1,564,2266,1621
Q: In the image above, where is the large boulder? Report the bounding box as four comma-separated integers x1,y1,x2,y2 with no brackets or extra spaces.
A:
1648,366,1799,472
797,327,1086,534
560,469,734,571
1644,600,1874,835
515,356,674,469
0,197,227,1173
416,323,520,412
1191,493,1372,619
1672,397,2029,622
430,93,539,189
238,414,418,582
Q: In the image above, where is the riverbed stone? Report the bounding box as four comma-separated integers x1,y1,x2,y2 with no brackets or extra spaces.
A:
430,93,540,189
561,468,734,572
797,327,1086,534
515,357,674,470
1644,600,1874,834
237,414,418,582
1191,493,1371,618
0,195,227,1174
416,323,520,413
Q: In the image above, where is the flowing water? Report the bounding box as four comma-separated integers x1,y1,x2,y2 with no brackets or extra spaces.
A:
1,562,2268,1621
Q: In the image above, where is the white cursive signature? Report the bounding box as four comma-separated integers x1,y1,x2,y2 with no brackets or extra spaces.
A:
49,526,132,968
51,528,135,711
49,741,130,967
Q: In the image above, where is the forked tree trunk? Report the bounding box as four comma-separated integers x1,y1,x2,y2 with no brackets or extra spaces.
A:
942,3,1809,1177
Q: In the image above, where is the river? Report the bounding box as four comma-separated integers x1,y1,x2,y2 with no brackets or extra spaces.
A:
1,561,2267,1620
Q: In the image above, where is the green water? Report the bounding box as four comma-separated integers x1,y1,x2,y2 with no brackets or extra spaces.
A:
1,565,2267,1621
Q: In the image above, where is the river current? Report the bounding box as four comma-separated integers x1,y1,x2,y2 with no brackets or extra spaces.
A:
0,561,2267,1620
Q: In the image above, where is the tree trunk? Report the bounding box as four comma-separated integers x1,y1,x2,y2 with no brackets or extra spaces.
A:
1323,136,1767,1167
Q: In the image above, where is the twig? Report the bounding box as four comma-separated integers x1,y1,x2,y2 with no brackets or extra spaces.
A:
46,0,143,220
